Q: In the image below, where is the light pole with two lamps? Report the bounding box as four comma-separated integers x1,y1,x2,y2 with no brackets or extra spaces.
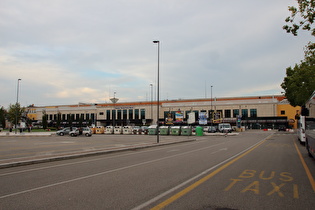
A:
153,40,160,143
15,79,22,134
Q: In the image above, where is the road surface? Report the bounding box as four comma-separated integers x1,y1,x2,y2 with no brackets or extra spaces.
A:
0,131,314,209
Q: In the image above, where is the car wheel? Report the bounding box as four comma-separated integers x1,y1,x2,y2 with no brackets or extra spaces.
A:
70,133,75,137
85,133,90,137
59,132,64,136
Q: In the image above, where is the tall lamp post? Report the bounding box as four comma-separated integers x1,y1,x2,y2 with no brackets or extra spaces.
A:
110,92,119,126
211,85,213,127
153,40,160,143
15,79,22,134
150,84,153,121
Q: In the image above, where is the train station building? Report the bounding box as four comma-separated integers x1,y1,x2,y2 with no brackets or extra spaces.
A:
26,95,301,129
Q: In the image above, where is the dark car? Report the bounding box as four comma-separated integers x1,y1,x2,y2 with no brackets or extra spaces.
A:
278,125,286,131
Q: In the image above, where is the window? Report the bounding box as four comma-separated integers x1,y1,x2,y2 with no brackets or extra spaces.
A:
123,110,127,119
250,109,257,117
117,110,122,119
140,109,145,119
129,109,133,119
224,110,231,118
99,112,104,115
91,113,95,122
208,110,214,120
106,110,111,120
112,110,116,120
135,109,139,119
242,109,248,118
214,110,222,119
233,109,239,118
281,110,285,115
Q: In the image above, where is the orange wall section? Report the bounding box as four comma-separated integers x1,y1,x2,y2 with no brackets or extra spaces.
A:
277,104,300,129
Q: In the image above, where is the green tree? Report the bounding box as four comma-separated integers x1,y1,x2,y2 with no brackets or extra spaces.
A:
42,110,48,129
281,55,315,106
283,0,315,37
282,0,315,105
56,112,61,129
7,103,25,128
0,107,7,129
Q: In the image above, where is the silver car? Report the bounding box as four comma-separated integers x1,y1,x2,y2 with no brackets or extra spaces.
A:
69,127,92,137
56,127,76,136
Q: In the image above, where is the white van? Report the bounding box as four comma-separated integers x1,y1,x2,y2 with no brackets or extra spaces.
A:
218,123,232,133
297,116,306,144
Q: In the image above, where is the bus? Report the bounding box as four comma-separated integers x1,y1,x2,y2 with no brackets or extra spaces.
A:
306,118,315,158
297,116,306,144
305,91,315,159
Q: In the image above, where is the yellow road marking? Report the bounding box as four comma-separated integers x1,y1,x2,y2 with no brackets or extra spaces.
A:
294,141,315,192
151,138,268,210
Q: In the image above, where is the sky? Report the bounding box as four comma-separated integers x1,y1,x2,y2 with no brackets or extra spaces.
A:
0,0,314,108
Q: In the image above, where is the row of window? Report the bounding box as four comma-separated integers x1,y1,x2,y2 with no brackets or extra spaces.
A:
99,109,146,120
46,108,257,122
48,113,95,121
164,109,257,120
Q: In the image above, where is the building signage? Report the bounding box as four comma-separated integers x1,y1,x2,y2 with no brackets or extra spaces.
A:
199,112,208,125
187,112,195,124
175,110,184,123
114,107,134,110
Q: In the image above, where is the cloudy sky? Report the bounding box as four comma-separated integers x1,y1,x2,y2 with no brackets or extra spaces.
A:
0,0,313,108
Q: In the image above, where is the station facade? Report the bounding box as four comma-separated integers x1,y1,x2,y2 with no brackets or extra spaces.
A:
26,95,300,129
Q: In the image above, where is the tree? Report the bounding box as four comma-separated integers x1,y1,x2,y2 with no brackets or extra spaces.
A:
7,103,25,128
283,0,315,36
0,107,7,129
42,110,48,129
56,112,61,129
282,0,315,105
281,55,315,106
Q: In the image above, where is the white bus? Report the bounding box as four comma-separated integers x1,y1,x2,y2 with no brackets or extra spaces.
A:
305,91,315,159
297,116,306,144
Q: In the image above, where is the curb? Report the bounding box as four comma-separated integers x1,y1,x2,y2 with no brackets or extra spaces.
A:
0,132,54,137
0,139,196,169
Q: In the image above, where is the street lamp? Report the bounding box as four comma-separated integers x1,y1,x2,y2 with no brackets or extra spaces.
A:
211,85,213,127
150,84,153,121
15,79,21,134
110,92,119,126
153,40,160,143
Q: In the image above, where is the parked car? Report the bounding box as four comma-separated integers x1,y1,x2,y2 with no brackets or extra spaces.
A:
69,127,92,137
278,125,287,131
203,126,210,132
208,126,218,133
56,127,76,136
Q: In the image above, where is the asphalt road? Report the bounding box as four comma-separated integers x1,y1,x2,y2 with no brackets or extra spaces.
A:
0,131,314,210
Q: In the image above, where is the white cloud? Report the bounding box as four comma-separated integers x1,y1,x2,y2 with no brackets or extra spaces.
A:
0,0,313,108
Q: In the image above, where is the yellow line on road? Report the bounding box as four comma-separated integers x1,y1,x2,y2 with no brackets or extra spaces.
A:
294,141,315,192
151,137,269,210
